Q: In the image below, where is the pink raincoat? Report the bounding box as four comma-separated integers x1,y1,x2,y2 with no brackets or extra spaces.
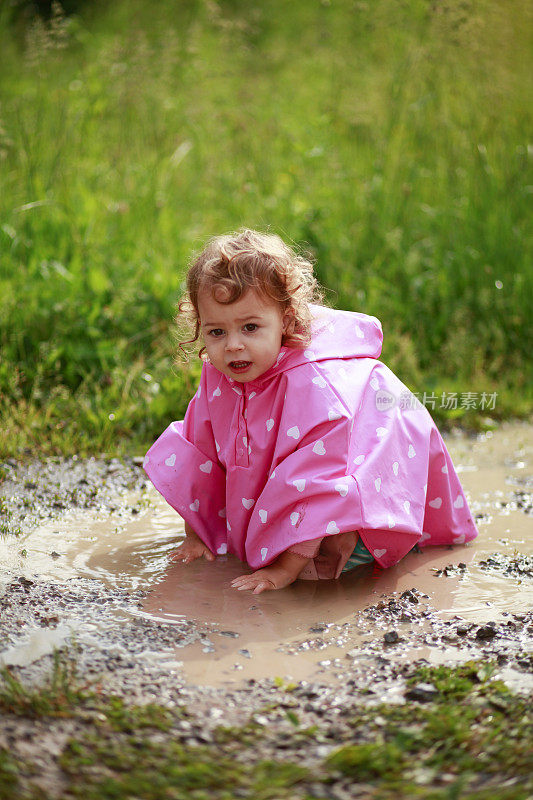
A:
144,305,478,578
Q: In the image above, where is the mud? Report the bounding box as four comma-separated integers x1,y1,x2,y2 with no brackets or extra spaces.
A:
0,423,532,727
0,423,532,798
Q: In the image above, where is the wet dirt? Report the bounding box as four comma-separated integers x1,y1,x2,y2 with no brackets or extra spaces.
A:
0,421,531,692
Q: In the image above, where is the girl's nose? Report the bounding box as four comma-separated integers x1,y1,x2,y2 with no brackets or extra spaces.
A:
225,333,244,352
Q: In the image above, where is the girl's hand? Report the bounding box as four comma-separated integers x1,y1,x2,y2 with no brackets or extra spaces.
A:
170,523,215,564
231,568,279,594
231,551,310,594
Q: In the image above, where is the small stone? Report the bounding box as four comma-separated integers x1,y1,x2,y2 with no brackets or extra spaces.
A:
50,551,61,559
476,625,497,640
383,630,400,644
405,682,439,702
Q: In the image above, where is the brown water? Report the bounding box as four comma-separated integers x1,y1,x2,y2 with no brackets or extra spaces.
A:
1,422,531,685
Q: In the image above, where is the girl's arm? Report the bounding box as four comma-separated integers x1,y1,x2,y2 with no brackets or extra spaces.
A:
170,520,215,564
230,550,310,594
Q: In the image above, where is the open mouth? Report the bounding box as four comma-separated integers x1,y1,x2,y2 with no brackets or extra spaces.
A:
229,360,252,373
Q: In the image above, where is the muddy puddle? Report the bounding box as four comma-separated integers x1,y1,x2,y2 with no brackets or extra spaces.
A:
1,422,532,688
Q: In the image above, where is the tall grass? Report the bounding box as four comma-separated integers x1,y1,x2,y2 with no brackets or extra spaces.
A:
0,0,531,458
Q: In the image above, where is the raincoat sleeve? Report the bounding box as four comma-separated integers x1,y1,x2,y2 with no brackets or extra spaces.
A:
143,368,227,555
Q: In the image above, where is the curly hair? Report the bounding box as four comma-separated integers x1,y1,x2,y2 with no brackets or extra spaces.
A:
177,229,324,358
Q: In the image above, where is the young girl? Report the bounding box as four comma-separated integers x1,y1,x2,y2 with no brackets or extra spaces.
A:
144,229,478,594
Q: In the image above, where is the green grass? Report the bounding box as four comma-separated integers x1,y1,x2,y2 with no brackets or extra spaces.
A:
0,648,90,717
0,0,532,459
1,656,531,799
326,661,533,797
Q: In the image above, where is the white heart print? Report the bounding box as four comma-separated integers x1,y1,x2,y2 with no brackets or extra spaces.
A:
373,548,387,558
454,495,464,509
442,464,448,474
258,509,268,523
388,515,395,529
304,349,315,360
313,440,326,455
242,498,254,510
249,391,256,399
354,455,365,465
290,512,299,526
165,453,176,467
312,376,327,388
328,409,342,421
189,499,199,512
355,325,364,339
260,547,268,561
218,508,226,518
376,427,387,438
408,444,416,458
293,479,306,492
199,460,212,473
217,543,227,555
429,497,442,509
374,477,381,492
287,426,300,439
212,387,221,397
326,520,340,534
335,483,348,497
403,500,410,514
392,461,399,476
453,533,466,544
370,377,379,390
266,419,274,431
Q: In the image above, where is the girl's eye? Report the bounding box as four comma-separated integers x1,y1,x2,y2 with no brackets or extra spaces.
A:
209,328,224,337
244,323,258,332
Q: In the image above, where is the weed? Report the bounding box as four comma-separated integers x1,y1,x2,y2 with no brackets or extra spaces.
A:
0,648,90,717
102,696,174,733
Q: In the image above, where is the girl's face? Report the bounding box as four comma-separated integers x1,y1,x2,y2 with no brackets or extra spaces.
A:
198,287,290,383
